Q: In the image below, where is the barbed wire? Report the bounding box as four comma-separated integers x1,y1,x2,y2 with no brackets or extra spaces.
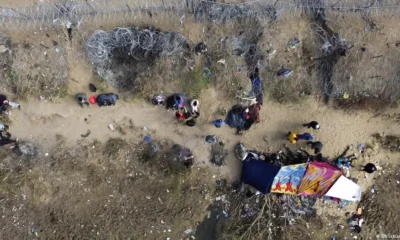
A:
86,26,189,87
2,0,400,30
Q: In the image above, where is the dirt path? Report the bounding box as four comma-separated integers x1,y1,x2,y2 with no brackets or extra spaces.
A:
7,90,400,183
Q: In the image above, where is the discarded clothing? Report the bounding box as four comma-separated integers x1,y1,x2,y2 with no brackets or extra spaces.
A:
212,119,225,128
205,135,217,143
225,105,246,129
186,119,196,127
152,93,165,106
97,93,119,107
277,68,293,78
249,76,263,105
242,157,281,194
89,83,97,92
0,138,16,146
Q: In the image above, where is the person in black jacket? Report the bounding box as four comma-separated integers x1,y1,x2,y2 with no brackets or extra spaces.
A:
303,121,320,130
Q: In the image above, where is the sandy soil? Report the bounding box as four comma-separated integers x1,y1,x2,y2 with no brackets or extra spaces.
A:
8,87,400,181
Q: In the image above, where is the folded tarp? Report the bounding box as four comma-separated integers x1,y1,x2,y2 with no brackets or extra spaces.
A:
325,175,362,201
298,162,342,197
242,157,281,194
271,163,307,194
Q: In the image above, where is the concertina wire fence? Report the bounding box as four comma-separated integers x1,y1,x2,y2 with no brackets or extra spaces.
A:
1,0,400,30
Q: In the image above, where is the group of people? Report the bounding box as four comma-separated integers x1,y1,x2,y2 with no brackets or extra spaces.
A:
287,121,323,154
75,84,119,108
152,93,200,127
287,121,378,174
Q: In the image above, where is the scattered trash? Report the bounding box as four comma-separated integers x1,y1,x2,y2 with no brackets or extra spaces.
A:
288,38,300,48
146,195,151,200
81,130,91,138
343,93,350,99
210,142,228,166
38,96,44,100
357,144,365,153
144,136,152,143
45,153,49,156
277,68,293,78
109,124,115,132
217,59,226,65
184,229,193,235
0,45,8,53
205,135,217,143
201,67,212,79
152,93,165,106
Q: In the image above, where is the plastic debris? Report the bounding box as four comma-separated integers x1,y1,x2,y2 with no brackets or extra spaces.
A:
202,67,212,79
109,124,115,132
217,59,226,65
205,135,217,143
288,38,300,48
144,136,152,143
184,229,193,235
277,68,293,78
212,119,225,128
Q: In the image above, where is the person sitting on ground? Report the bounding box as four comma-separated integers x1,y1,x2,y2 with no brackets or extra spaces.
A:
75,93,90,108
1,100,20,114
307,141,323,154
97,93,119,107
0,123,9,133
194,42,207,55
337,154,357,169
297,132,314,141
287,132,298,144
361,163,377,173
190,99,200,118
303,121,320,130
0,124,11,140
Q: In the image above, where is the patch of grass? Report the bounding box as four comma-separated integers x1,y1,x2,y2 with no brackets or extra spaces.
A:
269,80,309,104
104,138,128,158
180,67,210,98
0,114,11,125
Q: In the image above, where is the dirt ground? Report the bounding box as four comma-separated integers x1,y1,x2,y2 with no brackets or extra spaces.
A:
1,1,400,239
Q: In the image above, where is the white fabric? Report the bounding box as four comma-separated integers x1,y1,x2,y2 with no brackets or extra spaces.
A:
190,99,199,113
3,100,19,109
325,175,362,201
0,124,4,130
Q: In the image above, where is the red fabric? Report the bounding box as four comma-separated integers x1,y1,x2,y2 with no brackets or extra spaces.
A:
249,104,261,123
175,111,184,120
89,96,97,104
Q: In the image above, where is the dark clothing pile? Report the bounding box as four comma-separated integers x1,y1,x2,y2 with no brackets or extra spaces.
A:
97,93,119,107
225,104,261,132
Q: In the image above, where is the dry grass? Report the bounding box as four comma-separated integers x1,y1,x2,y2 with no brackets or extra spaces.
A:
0,136,215,239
